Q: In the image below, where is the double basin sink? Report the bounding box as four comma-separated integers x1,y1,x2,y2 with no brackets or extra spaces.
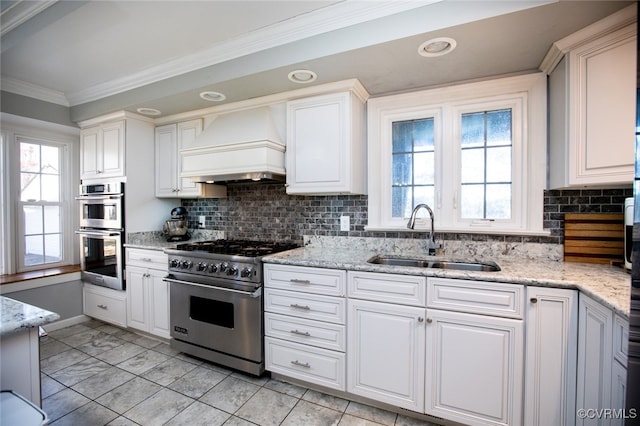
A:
367,255,501,272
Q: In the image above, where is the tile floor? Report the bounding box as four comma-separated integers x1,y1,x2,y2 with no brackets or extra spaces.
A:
40,319,439,426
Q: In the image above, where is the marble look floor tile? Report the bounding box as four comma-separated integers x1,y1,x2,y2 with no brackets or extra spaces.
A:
71,366,136,400
281,400,342,426
49,400,119,426
200,376,260,413
117,349,170,375
302,389,350,412
95,341,147,365
235,387,298,426
168,365,227,398
264,379,307,398
222,416,257,426
151,341,182,357
41,349,90,374
141,357,198,386
106,416,139,426
164,400,230,426
131,334,162,349
41,388,91,422
175,352,205,365
58,328,103,347
41,374,66,399
76,332,126,356
110,328,139,342
95,377,162,414
95,324,123,334
395,414,439,426
231,371,270,386
48,324,92,339
339,414,385,425
50,356,111,386
40,339,72,359
345,402,397,426
124,388,194,425
83,319,109,329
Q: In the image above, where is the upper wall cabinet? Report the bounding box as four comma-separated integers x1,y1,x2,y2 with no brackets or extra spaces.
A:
286,82,369,195
155,119,226,198
80,120,125,180
544,6,636,189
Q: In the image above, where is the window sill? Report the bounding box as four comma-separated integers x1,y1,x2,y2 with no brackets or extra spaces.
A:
0,265,81,286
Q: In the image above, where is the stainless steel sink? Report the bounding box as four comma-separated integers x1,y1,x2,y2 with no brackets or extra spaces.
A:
367,255,501,272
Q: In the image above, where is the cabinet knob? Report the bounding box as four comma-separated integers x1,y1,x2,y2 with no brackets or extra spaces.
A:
418,317,424,322
426,318,433,323
530,297,538,304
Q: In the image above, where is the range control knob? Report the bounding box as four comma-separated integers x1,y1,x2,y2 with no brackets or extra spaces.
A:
240,267,253,278
220,263,229,273
181,260,193,269
227,266,238,276
197,262,208,271
169,259,179,268
208,264,218,273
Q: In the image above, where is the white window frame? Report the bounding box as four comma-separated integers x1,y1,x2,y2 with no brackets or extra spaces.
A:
1,113,79,275
367,73,547,235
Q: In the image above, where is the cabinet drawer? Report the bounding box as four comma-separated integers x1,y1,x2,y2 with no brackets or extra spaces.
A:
427,278,524,319
264,289,345,324
83,284,127,327
614,314,629,365
265,337,346,391
126,248,167,270
265,312,346,352
348,271,426,306
264,264,346,296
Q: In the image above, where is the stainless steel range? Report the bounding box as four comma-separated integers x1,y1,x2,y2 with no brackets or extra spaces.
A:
163,239,298,376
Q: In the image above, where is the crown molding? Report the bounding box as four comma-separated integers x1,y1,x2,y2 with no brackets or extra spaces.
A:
1,0,57,36
1,76,70,106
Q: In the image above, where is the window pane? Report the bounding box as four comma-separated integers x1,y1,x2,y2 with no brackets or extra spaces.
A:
461,149,484,183
413,118,434,151
461,184,484,218
487,110,511,146
41,174,60,202
392,121,412,152
486,147,511,182
24,206,43,234
461,113,484,147
20,143,40,172
486,184,511,219
414,186,435,213
392,186,412,218
21,173,40,201
25,235,44,266
44,234,62,262
414,152,434,185
392,153,412,185
41,145,60,174
44,206,60,233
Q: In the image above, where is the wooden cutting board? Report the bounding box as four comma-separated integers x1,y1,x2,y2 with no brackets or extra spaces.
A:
564,213,624,263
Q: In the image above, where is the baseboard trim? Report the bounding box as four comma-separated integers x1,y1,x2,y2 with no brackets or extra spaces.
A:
42,315,91,332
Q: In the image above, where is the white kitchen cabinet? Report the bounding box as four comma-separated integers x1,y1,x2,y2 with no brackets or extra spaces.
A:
546,8,636,188
347,298,425,412
80,120,125,180
0,328,41,407
125,248,170,338
264,264,347,390
155,119,226,198
83,283,127,328
523,287,578,426
285,82,369,195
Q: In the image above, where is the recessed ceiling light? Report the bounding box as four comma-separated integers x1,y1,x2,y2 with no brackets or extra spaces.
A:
288,69,317,84
136,107,161,116
418,37,457,57
200,91,226,102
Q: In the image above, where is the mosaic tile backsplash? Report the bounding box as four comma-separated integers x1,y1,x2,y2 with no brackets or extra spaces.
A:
181,183,632,246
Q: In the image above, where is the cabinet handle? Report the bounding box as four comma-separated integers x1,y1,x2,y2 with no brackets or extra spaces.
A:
418,317,424,322
97,304,108,310
97,170,103,174
291,360,311,368
290,329,311,337
290,279,311,285
426,318,433,323
141,258,152,262
290,303,311,310
530,297,538,304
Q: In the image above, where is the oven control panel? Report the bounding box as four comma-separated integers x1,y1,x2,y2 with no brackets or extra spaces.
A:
167,255,259,283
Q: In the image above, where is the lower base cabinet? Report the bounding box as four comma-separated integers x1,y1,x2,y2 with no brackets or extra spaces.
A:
126,266,170,339
83,283,127,327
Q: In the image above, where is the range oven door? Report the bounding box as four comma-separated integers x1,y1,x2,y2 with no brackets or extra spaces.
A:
167,277,263,364
76,194,123,230
77,229,124,290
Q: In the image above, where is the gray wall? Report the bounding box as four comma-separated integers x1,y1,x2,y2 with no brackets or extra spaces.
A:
4,280,84,322
1,91,77,128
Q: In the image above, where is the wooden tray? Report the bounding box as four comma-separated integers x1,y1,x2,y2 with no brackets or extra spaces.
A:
564,213,624,263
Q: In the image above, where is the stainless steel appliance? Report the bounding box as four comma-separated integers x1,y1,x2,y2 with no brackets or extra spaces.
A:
164,239,297,375
76,182,125,291
626,197,634,271
163,207,190,242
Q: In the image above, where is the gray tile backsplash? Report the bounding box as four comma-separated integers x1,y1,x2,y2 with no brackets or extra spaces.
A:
182,183,632,246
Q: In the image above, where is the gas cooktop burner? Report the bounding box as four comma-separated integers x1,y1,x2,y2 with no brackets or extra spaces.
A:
174,239,298,257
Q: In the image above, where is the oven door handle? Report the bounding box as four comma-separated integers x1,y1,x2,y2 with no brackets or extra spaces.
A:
75,194,123,200
75,229,122,237
163,276,263,298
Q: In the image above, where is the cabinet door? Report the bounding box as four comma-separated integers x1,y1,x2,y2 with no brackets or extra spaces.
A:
155,124,178,197
80,126,100,179
126,266,148,332
425,309,524,426
524,287,578,426
576,294,613,426
611,361,627,426
100,120,125,178
347,299,425,412
149,269,170,338
176,119,203,196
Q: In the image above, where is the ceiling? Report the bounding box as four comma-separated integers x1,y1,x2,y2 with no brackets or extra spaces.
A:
0,0,634,123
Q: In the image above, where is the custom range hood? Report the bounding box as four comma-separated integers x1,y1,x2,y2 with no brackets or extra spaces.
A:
180,106,286,183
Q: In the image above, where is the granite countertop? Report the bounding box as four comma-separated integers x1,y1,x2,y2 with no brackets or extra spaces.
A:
263,247,632,318
1,296,60,336
124,230,225,251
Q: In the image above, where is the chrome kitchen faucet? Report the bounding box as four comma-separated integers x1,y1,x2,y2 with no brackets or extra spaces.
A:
407,203,441,256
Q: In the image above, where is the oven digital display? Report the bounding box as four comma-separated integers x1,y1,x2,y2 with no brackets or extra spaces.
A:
190,296,234,328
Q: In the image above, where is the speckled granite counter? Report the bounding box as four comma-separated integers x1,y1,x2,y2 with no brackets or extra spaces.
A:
124,230,225,251
263,246,631,318
0,296,60,336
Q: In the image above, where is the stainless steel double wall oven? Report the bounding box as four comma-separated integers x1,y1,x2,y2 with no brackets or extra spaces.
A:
76,181,125,290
